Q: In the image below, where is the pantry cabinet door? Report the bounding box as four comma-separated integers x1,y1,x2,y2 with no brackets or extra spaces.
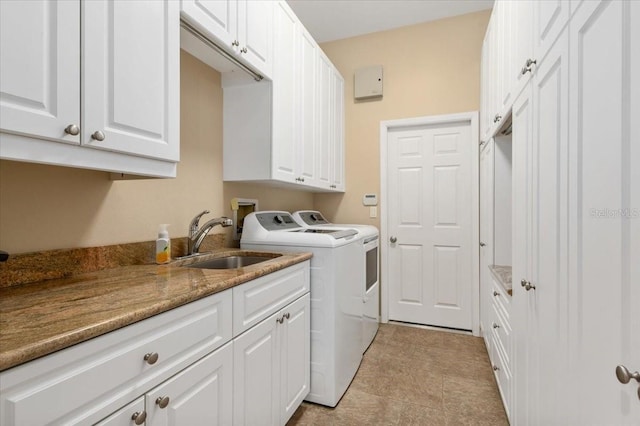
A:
533,0,570,64
315,52,333,189
298,27,318,187
0,0,80,145
568,0,640,423
331,71,345,191
83,0,179,161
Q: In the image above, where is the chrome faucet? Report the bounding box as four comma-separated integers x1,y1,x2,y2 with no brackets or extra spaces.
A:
187,210,233,255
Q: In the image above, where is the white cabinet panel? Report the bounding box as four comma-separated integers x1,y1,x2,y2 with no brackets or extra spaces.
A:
316,52,332,188
298,27,318,186
237,0,272,76
0,0,80,144
331,72,345,191
271,0,298,184
180,0,237,49
568,0,640,423
533,0,570,63
83,0,179,161
146,342,233,426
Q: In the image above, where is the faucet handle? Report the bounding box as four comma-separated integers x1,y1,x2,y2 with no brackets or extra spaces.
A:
189,210,210,234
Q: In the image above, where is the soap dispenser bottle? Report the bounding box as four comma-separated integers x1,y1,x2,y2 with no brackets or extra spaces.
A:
156,224,171,264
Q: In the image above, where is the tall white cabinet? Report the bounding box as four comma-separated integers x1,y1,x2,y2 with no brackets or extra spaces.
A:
220,1,345,192
0,0,180,178
481,0,640,423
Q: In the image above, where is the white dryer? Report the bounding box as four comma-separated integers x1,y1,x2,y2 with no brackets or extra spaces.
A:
241,211,362,407
291,211,380,353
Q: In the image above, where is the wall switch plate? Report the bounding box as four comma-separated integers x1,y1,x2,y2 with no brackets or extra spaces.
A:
369,206,377,218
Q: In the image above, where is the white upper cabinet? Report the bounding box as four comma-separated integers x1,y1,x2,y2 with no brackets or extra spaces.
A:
83,0,179,162
180,0,272,78
0,0,80,145
0,0,180,178
222,1,345,192
533,0,570,63
331,71,345,191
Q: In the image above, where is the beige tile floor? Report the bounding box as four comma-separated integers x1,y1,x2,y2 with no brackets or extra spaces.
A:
287,323,509,426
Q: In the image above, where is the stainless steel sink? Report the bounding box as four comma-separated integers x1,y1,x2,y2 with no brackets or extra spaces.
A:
185,255,275,270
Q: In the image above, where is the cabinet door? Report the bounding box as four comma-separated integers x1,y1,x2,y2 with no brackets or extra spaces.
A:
94,397,145,426
83,0,179,161
298,27,318,187
510,81,533,425
479,139,495,337
280,294,310,424
233,311,280,426
568,0,640,423
0,0,79,144
271,1,299,183
316,52,333,189
146,342,233,426
331,71,345,191
533,0,570,63
180,0,237,49
237,0,272,78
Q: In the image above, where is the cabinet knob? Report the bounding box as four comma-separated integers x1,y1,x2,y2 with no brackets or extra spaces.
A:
493,365,500,371
493,290,500,297
616,365,640,384
240,47,248,54
156,396,170,409
131,411,147,425
480,242,486,247
91,130,105,141
64,124,80,136
493,114,502,123
276,316,284,324
144,352,159,365
232,40,239,47
521,280,536,291
390,236,397,243
284,312,290,320
492,322,500,329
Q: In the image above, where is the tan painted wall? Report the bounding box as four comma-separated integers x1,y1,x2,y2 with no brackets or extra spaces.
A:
0,51,313,254
314,10,491,228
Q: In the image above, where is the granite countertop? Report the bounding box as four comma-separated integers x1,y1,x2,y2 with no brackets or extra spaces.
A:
489,264,512,296
0,249,312,372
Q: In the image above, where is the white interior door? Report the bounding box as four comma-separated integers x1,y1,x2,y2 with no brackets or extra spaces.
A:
386,120,474,330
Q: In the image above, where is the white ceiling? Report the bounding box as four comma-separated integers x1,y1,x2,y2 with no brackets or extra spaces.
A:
287,0,494,43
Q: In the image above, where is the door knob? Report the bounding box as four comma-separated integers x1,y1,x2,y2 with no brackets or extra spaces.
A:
390,236,397,243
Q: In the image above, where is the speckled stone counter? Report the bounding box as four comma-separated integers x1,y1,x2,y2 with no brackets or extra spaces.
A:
0,249,312,371
489,265,512,296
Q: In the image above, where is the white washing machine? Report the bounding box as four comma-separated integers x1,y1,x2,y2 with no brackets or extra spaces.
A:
241,211,363,407
291,211,380,353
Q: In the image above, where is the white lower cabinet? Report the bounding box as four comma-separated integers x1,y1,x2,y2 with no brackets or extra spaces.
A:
233,293,310,426
0,261,311,426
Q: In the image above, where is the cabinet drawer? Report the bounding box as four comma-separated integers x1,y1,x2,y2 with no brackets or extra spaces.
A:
491,334,512,419
490,278,511,321
233,261,310,336
0,289,232,425
94,397,145,426
490,304,512,367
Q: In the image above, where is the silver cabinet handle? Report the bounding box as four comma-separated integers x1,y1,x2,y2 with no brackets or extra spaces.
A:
390,236,397,243
521,58,537,75
276,316,284,324
232,40,239,47
493,290,500,297
240,47,248,54
493,114,502,123
492,322,500,329
480,242,486,247
144,352,159,365
493,365,499,371
520,279,536,291
64,124,79,136
284,312,290,320
616,365,640,384
521,279,527,287
91,130,105,141
131,411,147,425
156,396,170,409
